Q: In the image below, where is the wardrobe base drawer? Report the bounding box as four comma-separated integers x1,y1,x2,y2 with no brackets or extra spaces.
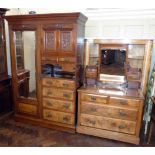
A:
18,103,37,116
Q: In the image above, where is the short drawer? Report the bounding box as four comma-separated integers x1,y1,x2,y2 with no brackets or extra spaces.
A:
81,93,108,104
80,114,136,135
56,79,75,89
81,102,138,121
42,78,56,87
42,78,75,89
109,97,140,108
61,63,75,72
43,109,75,125
18,103,37,115
43,98,75,113
43,87,74,101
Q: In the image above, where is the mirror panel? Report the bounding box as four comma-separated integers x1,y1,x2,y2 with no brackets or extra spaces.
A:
100,49,126,76
14,31,37,99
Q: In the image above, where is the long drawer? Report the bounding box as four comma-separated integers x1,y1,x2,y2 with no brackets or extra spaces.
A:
80,114,136,135
42,78,75,89
81,93,141,109
43,87,74,101
18,103,37,116
81,93,108,104
81,102,138,121
43,97,75,113
43,109,75,125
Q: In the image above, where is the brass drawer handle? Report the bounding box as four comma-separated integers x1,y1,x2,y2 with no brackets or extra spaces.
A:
47,91,53,96
86,119,96,125
118,125,126,129
63,116,70,122
63,83,69,87
91,96,96,101
120,100,128,105
63,93,70,98
63,104,70,109
64,58,70,61
46,113,52,118
46,101,53,106
119,110,127,117
89,120,96,125
46,81,53,85
90,107,97,112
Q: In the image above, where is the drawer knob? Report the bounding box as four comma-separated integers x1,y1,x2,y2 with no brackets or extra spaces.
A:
118,125,126,129
91,96,96,101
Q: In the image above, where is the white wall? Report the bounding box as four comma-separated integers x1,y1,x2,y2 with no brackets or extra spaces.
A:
4,8,155,77
23,32,36,93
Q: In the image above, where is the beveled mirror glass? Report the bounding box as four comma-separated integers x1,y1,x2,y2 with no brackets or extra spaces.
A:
14,31,37,99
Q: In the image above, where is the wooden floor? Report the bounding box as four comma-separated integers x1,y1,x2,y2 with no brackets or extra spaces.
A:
0,116,154,147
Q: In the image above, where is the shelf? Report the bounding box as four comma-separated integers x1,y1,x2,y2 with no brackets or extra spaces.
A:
89,56,98,58
128,56,143,60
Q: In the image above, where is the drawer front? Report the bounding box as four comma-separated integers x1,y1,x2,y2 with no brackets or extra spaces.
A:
43,87,74,101
81,93,108,104
42,78,56,87
18,103,37,115
61,63,75,72
58,57,76,63
43,98,74,113
43,109,75,125
42,78,75,89
56,79,75,89
86,71,97,78
80,114,136,135
81,102,138,121
109,97,140,108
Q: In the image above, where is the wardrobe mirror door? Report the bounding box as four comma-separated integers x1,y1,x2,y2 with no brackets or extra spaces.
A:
14,31,37,99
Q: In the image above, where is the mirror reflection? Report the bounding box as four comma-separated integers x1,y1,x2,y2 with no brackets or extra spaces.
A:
100,49,126,76
14,31,36,99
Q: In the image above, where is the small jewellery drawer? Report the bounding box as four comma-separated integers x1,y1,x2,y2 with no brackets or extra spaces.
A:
81,102,138,121
80,114,136,135
43,98,74,113
109,97,140,108
18,103,37,115
42,78,75,89
43,109,75,125
43,87,74,101
81,93,108,104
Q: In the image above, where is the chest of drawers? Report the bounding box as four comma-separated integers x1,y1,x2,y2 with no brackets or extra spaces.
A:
42,77,76,130
77,87,144,144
